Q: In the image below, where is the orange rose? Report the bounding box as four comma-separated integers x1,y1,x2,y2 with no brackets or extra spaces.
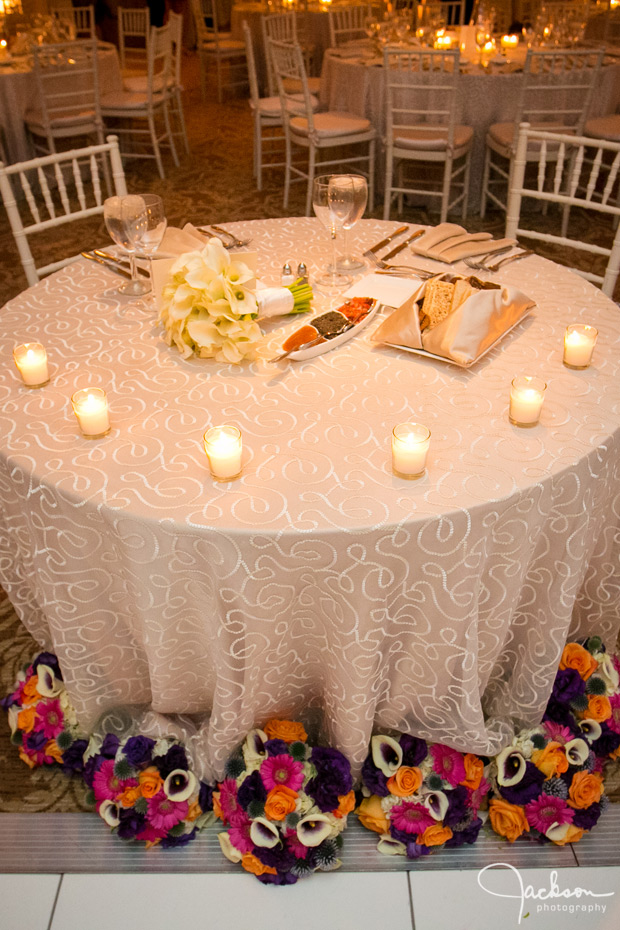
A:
559,643,598,680
22,677,41,702
580,695,611,723
552,824,584,846
186,799,202,822
532,741,569,778
117,784,142,808
460,754,484,791
611,745,620,761
417,824,453,847
213,791,223,820
241,853,278,877
17,705,37,734
488,799,529,843
138,766,164,799
264,785,298,821
567,771,604,809
263,719,308,744
18,747,38,769
45,740,64,764
357,795,390,834
387,766,423,798
333,790,356,819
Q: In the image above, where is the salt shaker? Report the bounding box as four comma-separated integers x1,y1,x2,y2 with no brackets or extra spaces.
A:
296,262,308,285
281,262,294,286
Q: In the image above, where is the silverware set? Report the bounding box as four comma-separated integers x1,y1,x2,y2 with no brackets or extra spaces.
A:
197,225,252,249
81,250,150,280
464,249,535,273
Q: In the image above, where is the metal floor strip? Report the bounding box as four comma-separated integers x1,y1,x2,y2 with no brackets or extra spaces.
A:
2,810,619,873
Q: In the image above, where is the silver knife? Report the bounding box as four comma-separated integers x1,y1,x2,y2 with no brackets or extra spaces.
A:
381,229,425,262
363,225,409,258
81,251,132,279
93,250,150,278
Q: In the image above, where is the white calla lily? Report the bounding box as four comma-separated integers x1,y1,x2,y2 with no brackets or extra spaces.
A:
218,832,243,862
163,769,197,803
36,664,63,697
423,790,449,821
297,814,334,847
371,735,403,777
564,738,590,767
243,729,268,764
250,817,280,848
99,800,120,828
377,834,407,856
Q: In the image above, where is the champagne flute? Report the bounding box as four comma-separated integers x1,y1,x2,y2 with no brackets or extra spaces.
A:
103,195,151,297
330,175,368,274
125,194,167,306
312,175,353,288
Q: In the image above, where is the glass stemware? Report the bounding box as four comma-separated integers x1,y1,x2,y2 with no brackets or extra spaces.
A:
312,175,354,288
331,174,368,274
125,194,167,305
103,195,151,297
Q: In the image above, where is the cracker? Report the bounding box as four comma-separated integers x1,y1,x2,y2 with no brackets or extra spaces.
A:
451,278,475,312
422,280,454,328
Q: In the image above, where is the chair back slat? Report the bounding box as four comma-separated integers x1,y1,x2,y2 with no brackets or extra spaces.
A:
538,140,547,191
585,149,603,202
20,172,41,225
72,158,86,211
37,166,56,219
328,5,371,48
243,20,260,108
552,142,565,194
90,154,102,206
602,152,620,206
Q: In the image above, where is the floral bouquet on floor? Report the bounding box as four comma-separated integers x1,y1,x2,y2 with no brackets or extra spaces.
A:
215,719,354,884
543,637,620,765
158,238,312,363
84,734,213,847
357,734,488,858
487,715,608,846
1,652,88,774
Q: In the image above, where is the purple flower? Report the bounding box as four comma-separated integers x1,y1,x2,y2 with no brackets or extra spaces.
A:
26,730,48,752
591,723,620,759
161,829,198,848
257,871,298,885
33,652,63,680
198,781,213,813
255,844,297,873
500,762,546,805
153,744,188,778
83,754,102,788
0,693,18,710
443,786,469,828
361,754,389,797
264,739,289,756
237,769,267,810
100,734,120,759
552,668,587,705
306,747,353,812
543,698,580,730
123,736,155,767
117,809,146,839
60,739,88,776
572,802,602,831
445,817,483,847
399,734,428,768
406,842,430,859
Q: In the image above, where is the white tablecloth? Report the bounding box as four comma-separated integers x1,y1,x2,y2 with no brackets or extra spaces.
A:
320,51,620,211
1,217,619,782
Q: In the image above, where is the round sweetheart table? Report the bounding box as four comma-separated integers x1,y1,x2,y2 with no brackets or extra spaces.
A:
0,217,619,782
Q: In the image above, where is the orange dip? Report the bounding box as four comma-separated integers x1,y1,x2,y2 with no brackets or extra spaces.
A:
282,324,321,352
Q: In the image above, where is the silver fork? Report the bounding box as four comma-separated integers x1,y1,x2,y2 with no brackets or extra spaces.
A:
364,251,436,279
465,249,534,273
200,225,252,249
463,244,515,271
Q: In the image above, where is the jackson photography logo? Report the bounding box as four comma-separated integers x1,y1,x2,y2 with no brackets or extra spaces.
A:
477,863,616,925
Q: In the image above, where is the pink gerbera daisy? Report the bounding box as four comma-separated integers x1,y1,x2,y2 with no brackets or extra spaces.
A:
285,829,308,860
228,814,254,854
92,759,128,801
543,722,573,744
135,824,168,844
430,744,466,787
35,699,64,739
390,800,436,835
471,775,491,815
218,778,247,827
608,695,620,735
525,794,574,833
147,790,188,832
260,754,305,792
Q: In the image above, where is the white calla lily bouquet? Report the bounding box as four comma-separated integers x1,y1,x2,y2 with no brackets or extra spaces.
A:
158,238,312,364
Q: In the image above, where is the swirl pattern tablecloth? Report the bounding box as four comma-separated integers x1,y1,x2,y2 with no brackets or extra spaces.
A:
0,217,619,781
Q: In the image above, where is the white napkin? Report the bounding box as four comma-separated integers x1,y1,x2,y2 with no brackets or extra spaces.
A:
159,223,208,256
344,272,421,309
411,223,517,263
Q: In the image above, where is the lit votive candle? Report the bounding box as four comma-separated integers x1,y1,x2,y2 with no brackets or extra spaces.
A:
501,34,519,49
13,343,49,388
509,375,546,427
203,425,243,481
71,387,110,438
392,422,430,478
435,30,452,48
563,324,598,369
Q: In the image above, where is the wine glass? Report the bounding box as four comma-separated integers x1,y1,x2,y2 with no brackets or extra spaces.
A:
103,195,151,297
328,174,368,274
125,194,167,305
312,175,354,288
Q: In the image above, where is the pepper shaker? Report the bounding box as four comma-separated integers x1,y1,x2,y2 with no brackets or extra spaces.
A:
296,262,308,285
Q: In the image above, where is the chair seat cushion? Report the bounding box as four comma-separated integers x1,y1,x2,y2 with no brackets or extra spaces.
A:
201,38,245,52
584,114,620,142
256,93,319,116
488,121,569,149
283,76,321,95
393,125,473,151
290,111,372,137
123,73,173,93
26,111,97,132
100,90,165,109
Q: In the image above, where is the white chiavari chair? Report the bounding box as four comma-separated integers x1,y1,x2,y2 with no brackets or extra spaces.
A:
480,47,604,216
327,5,372,47
268,38,375,215
262,12,320,98
118,7,150,73
190,0,247,103
50,4,95,39
0,135,126,287
418,0,467,27
100,24,179,178
506,122,620,297
383,48,473,223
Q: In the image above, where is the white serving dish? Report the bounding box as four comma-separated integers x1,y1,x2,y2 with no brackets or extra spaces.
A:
286,298,381,361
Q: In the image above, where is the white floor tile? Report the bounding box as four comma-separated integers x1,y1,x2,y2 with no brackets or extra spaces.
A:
410,866,620,930
51,871,413,930
0,873,61,930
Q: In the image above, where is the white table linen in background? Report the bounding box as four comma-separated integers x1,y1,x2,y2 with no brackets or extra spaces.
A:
320,52,620,211
0,217,619,783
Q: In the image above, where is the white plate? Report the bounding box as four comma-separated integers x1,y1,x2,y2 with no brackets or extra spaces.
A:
286,299,381,361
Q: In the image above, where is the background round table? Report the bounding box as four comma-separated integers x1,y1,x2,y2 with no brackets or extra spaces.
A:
0,217,619,781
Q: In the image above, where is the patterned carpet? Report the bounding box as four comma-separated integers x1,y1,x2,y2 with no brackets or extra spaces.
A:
0,51,619,813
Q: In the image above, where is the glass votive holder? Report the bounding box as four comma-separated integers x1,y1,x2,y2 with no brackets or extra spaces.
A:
563,324,598,369
71,387,111,439
392,422,430,479
203,425,243,481
509,375,546,427
13,342,49,388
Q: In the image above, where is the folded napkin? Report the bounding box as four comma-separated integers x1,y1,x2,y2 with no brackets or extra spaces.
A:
344,272,422,309
411,223,517,263
159,223,209,256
